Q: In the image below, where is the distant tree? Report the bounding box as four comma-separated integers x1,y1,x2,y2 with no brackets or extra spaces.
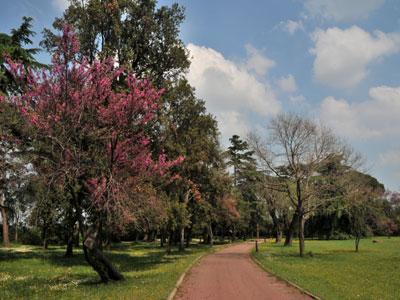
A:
343,171,385,251
249,113,349,257
4,26,182,282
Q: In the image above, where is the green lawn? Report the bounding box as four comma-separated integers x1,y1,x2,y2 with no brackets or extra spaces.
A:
253,237,400,300
0,242,215,300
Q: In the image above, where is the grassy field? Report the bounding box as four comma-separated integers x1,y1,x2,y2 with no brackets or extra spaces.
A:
253,237,400,300
0,241,216,300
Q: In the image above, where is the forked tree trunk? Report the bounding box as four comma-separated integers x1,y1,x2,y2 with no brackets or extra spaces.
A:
355,235,361,252
284,213,297,246
82,225,124,283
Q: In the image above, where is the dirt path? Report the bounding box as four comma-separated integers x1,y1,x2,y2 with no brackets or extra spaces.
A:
175,242,311,300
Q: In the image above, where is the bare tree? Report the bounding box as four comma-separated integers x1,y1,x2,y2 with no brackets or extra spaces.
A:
249,113,347,257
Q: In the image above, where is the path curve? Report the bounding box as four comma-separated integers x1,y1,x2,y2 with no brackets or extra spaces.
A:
175,242,311,300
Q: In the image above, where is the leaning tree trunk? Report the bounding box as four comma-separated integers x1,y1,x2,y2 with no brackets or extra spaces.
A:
284,213,298,246
82,225,124,283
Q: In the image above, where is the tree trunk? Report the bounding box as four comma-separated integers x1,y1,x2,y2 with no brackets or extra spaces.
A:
275,227,282,243
298,215,305,257
355,235,360,252
160,229,165,248
167,231,172,254
65,235,74,257
42,224,49,250
1,206,10,247
0,192,10,247
256,223,260,240
179,226,185,251
14,214,19,243
207,223,214,246
185,227,192,248
284,213,297,246
82,225,124,283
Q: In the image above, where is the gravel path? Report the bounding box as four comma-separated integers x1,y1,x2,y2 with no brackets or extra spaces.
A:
175,242,311,300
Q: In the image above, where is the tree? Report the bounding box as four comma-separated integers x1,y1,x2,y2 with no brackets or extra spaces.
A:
43,0,188,87
226,135,263,239
342,171,385,251
4,26,182,282
0,17,43,247
249,113,346,257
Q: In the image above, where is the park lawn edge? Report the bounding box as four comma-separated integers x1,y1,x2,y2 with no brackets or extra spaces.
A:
251,246,321,300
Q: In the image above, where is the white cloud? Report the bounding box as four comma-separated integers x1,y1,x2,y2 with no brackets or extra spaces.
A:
320,85,400,140
277,74,298,93
289,95,306,104
310,26,400,89
304,0,385,22
244,44,275,76
218,111,250,142
282,20,304,35
52,0,69,11
186,43,280,143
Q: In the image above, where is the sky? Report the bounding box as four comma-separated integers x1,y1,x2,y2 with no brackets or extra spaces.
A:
1,0,400,191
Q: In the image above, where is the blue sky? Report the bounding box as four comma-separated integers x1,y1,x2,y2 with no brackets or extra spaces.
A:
1,0,400,191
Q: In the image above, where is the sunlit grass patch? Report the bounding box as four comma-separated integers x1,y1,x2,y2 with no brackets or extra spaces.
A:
0,242,214,300
253,237,400,300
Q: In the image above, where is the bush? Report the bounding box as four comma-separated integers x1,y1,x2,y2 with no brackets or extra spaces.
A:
19,227,42,245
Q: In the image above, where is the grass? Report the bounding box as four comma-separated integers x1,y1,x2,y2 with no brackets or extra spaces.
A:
253,237,400,300
0,241,217,300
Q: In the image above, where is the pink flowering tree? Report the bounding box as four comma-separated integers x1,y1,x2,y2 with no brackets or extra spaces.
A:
4,25,183,282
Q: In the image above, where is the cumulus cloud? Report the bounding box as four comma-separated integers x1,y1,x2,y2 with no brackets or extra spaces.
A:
281,20,304,35
277,74,298,93
320,85,400,140
304,0,385,22
310,26,400,89
244,44,275,76
186,43,280,143
52,0,69,11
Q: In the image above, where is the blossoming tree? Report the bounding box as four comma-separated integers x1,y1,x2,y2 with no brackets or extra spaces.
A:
4,25,182,282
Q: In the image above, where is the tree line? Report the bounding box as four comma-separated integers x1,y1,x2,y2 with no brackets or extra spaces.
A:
1,0,399,283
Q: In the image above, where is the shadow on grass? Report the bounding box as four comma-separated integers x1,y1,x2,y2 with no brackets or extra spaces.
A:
0,242,210,273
